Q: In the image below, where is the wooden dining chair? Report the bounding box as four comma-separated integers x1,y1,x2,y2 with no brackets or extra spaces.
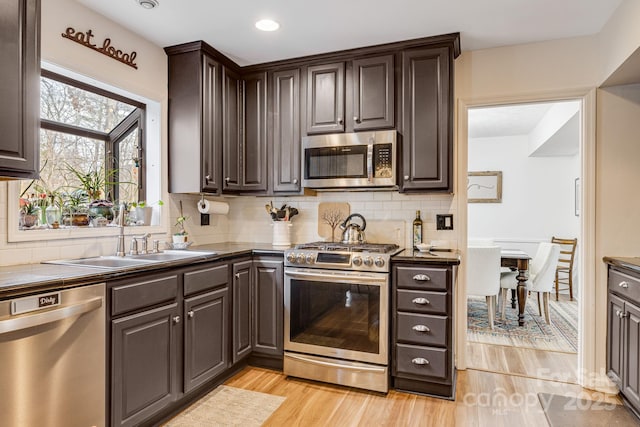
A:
551,236,578,301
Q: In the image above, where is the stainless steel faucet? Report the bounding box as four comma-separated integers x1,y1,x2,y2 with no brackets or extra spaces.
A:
115,203,126,257
133,233,151,255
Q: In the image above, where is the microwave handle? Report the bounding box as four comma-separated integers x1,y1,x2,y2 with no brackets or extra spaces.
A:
367,143,374,183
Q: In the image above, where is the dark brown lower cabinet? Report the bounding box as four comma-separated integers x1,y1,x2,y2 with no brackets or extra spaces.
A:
184,287,229,393
232,259,253,363
111,303,180,427
391,262,456,399
252,257,284,358
606,264,640,415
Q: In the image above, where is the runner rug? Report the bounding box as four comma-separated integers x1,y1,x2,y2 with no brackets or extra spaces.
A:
467,295,578,353
163,385,285,426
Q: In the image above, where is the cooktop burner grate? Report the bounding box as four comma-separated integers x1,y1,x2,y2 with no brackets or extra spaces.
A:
295,242,400,254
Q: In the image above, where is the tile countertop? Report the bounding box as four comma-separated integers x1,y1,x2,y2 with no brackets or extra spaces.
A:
0,242,286,299
603,256,640,275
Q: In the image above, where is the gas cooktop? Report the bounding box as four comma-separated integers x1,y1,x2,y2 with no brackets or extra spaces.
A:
295,241,400,254
286,242,402,272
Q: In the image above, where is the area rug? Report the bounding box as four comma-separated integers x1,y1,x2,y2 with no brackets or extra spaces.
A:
538,393,638,426
467,295,578,353
163,385,285,426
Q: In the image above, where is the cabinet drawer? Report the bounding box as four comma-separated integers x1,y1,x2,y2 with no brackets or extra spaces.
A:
396,289,447,314
184,264,229,296
396,312,448,347
609,268,640,304
111,275,178,316
395,343,448,380
395,266,448,291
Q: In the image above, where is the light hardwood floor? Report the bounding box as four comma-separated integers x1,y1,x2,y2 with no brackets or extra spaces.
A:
224,366,621,427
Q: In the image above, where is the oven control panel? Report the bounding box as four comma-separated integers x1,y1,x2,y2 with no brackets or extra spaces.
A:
285,250,391,272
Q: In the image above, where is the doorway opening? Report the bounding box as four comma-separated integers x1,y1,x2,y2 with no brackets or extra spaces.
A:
465,99,582,384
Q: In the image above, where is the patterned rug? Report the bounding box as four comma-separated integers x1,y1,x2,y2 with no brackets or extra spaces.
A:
163,385,285,426
467,295,578,353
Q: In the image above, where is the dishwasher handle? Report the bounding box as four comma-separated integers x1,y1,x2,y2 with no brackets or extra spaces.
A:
0,296,103,334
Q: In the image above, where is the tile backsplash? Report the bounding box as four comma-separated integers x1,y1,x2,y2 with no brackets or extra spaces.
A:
0,182,457,266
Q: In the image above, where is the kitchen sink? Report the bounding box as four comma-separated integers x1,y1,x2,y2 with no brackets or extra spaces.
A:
45,250,216,270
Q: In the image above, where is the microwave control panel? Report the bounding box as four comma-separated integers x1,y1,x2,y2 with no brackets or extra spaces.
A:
374,144,393,178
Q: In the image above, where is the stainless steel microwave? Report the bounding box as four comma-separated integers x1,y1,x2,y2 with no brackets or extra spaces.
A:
302,130,397,189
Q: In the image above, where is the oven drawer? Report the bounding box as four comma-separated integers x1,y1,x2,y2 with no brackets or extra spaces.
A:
395,343,448,380
396,312,448,347
396,289,447,314
395,266,448,291
609,268,640,304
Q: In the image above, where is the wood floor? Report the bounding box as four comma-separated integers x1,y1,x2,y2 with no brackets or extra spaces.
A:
224,366,621,427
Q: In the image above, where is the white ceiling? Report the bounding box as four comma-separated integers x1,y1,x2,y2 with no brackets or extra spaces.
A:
76,0,622,66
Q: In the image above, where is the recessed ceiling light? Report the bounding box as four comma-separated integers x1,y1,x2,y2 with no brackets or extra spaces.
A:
136,0,159,9
255,19,280,32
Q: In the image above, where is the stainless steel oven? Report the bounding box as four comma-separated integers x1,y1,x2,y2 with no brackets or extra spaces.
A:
302,130,396,189
283,242,400,393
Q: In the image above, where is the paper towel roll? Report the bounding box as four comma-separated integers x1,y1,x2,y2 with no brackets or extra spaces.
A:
197,199,229,215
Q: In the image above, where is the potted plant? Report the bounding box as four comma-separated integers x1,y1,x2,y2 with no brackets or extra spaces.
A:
66,164,116,221
130,200,163,226
19,198,40,229
173,201,188,244
61,190,90,226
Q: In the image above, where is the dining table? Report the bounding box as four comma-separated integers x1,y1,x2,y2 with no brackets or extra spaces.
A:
500,249,531,326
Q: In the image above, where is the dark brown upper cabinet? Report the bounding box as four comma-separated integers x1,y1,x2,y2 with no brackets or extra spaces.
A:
166,46,223,194
306,62,345,134
0,0,40,179
272,68,301,193
400,46,453,192
222,67,243,192
242,72,268,192
352,55,394,131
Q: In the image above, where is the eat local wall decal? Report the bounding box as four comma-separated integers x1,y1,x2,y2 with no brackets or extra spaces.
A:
61,27,138,69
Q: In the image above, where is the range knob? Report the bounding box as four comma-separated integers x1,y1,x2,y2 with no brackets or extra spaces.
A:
352,256,363,266
296,253,306,264
363,256,374,266
286,252,296,263
374,257,385,268
305,254,315,264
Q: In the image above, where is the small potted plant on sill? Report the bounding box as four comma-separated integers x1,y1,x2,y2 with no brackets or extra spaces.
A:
19,198,40,229
61,190,90,227
130,200,163,226
172,201,189,245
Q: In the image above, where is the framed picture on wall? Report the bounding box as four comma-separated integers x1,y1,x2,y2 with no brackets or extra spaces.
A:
575,177,580,216
468,171,502,203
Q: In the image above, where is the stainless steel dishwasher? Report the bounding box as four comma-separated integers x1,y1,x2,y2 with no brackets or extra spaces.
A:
0,283,106,427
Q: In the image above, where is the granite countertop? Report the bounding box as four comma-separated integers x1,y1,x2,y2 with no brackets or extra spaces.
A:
0,242,286,299
603,256,640,275
393,248,461,265
0,242,461,299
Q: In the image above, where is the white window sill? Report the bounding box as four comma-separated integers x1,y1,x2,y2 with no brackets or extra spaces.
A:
8,223,166,243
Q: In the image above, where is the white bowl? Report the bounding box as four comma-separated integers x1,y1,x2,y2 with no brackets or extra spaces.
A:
415,243,433,252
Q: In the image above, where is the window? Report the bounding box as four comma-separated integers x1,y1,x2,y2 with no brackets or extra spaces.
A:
19,70,146,227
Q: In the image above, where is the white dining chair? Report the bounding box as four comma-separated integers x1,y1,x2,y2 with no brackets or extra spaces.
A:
467,245,502,329
500,242,561,324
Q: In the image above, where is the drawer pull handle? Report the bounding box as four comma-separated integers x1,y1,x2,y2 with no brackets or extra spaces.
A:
413,274,431,282
411,357,430,365
412,297,430,305
619,281,629,289
412,324,431,333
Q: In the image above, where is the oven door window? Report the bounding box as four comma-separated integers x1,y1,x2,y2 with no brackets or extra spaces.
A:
289,279,380,354
304,145,367,179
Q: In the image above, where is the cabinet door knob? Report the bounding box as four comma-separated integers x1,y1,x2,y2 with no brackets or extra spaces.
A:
293,178,298,184
172,315,181,324
235,273,240,279
412,324,431,333
338,117,343,124
187,310,194,318
412,297,430,305
353,116,359,123
404,175,410,181
619,281,629,288
411,357,430,365
205,174,210,182
413,274,431,282
225,177,230,184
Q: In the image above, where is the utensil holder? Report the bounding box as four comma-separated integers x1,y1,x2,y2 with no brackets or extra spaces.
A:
272,221,292,247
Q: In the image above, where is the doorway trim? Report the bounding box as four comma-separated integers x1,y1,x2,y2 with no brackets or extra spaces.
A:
455,88,597,389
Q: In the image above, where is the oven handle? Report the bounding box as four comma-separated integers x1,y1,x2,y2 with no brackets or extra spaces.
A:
285,269,387,285
286,353,387,373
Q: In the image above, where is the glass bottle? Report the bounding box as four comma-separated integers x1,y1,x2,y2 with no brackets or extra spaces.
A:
413,210,423,250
